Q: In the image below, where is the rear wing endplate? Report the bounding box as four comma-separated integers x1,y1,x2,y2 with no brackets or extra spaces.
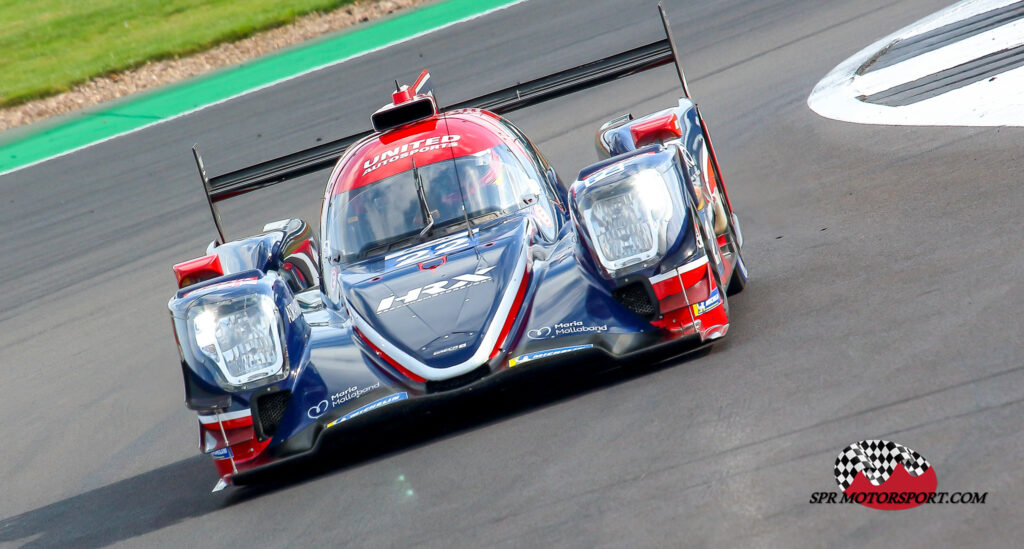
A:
195,4,693,243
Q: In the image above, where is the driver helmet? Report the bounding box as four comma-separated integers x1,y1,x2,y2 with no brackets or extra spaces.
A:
442,148,504,204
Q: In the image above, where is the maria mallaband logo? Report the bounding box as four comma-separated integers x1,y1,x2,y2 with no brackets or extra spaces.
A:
809,440,987,510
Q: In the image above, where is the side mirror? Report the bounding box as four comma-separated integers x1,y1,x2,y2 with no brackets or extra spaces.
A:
545,167,568,208
523,178,542,206
595,113,634,160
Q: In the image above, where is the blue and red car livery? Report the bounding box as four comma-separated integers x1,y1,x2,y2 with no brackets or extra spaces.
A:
168,10,749,490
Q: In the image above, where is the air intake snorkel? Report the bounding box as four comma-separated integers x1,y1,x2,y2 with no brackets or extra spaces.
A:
370,70,438,133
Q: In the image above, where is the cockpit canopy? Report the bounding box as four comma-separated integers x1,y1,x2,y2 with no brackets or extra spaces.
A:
326,144,539,264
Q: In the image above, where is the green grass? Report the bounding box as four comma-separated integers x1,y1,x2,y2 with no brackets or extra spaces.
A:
0,0,359,107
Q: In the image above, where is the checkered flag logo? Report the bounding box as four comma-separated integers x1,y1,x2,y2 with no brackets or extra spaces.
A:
834,440,931,491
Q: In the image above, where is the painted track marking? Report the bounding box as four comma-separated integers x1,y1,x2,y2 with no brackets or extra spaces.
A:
809,0,1024,126
0,0,527,178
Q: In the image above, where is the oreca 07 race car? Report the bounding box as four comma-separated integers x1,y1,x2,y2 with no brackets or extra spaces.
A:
168,7,748,491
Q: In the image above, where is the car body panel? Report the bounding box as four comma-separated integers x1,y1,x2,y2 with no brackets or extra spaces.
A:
170,80,747,489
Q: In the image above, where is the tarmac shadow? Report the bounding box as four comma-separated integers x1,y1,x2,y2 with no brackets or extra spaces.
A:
228,345,713,500
0,346,713,547
0,455,226,548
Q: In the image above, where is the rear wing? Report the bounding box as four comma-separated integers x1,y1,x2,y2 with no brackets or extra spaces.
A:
195,4,715,243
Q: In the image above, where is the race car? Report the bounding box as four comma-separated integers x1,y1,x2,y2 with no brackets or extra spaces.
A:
168,7,748,491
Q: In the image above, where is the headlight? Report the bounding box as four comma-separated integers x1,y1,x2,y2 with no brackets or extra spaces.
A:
579,169,676,276
187,294,287,390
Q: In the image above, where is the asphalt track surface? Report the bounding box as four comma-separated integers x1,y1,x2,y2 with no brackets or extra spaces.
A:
1,0,1021,547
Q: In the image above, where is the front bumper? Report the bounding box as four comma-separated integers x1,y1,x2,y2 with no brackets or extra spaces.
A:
229,328,707,486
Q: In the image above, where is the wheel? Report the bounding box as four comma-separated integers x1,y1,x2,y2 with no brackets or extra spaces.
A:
727,249,747,296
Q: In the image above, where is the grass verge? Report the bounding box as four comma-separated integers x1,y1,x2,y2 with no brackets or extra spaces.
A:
0,0,359,107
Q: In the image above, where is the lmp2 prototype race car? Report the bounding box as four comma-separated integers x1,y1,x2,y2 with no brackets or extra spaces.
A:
168,7,747,491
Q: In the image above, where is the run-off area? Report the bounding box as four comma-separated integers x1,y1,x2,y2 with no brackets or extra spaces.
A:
809,0,1024,126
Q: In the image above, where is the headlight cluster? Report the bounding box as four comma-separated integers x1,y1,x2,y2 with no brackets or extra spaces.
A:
187,294,287,390
577,168,682,277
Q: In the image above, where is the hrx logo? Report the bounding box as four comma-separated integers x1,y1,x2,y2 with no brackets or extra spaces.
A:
376,266,496,313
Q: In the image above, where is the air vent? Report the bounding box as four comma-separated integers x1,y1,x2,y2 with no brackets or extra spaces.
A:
371,96,437,132
613,281,658,319
254,391,291,438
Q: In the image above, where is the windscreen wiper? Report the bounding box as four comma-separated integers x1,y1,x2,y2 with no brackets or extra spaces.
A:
412,159,434,239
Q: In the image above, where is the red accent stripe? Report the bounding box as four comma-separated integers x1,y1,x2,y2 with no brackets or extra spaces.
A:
651,262,707,300
392,88,413,104
489,269,530,359
418,256,447,270
354,327,427,383
683,276,711,307
199,416,253,431
332,114,505,194
651,274,681,300
212,435,273,480
292,238,314,257
413,69,430,93
200,424,254,448
651,308,696,332
704,153,718,195
679,263,707,289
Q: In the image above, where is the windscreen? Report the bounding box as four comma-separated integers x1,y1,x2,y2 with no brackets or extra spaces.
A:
327,145,533,263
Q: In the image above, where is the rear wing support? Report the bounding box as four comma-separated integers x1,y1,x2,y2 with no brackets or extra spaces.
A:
195,3,710,241
192,144,226,245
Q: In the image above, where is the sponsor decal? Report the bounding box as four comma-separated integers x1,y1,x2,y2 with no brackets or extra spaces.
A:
692,288,721,316
362,135,462,176
376,266,496,313
285,298,302,322
211,447,234,460
526,326,551,339
327,265,342,303
527,321,608,340
330,382,380,407
808,440,987,509
553,321,607,336
307,399,329,419
326,392,409,428
182,277,258,298
508,344,593,367
432,342,467,356
531,204,553,229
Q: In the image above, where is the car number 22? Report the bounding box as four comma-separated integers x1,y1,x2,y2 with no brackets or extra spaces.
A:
387,235,474,269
